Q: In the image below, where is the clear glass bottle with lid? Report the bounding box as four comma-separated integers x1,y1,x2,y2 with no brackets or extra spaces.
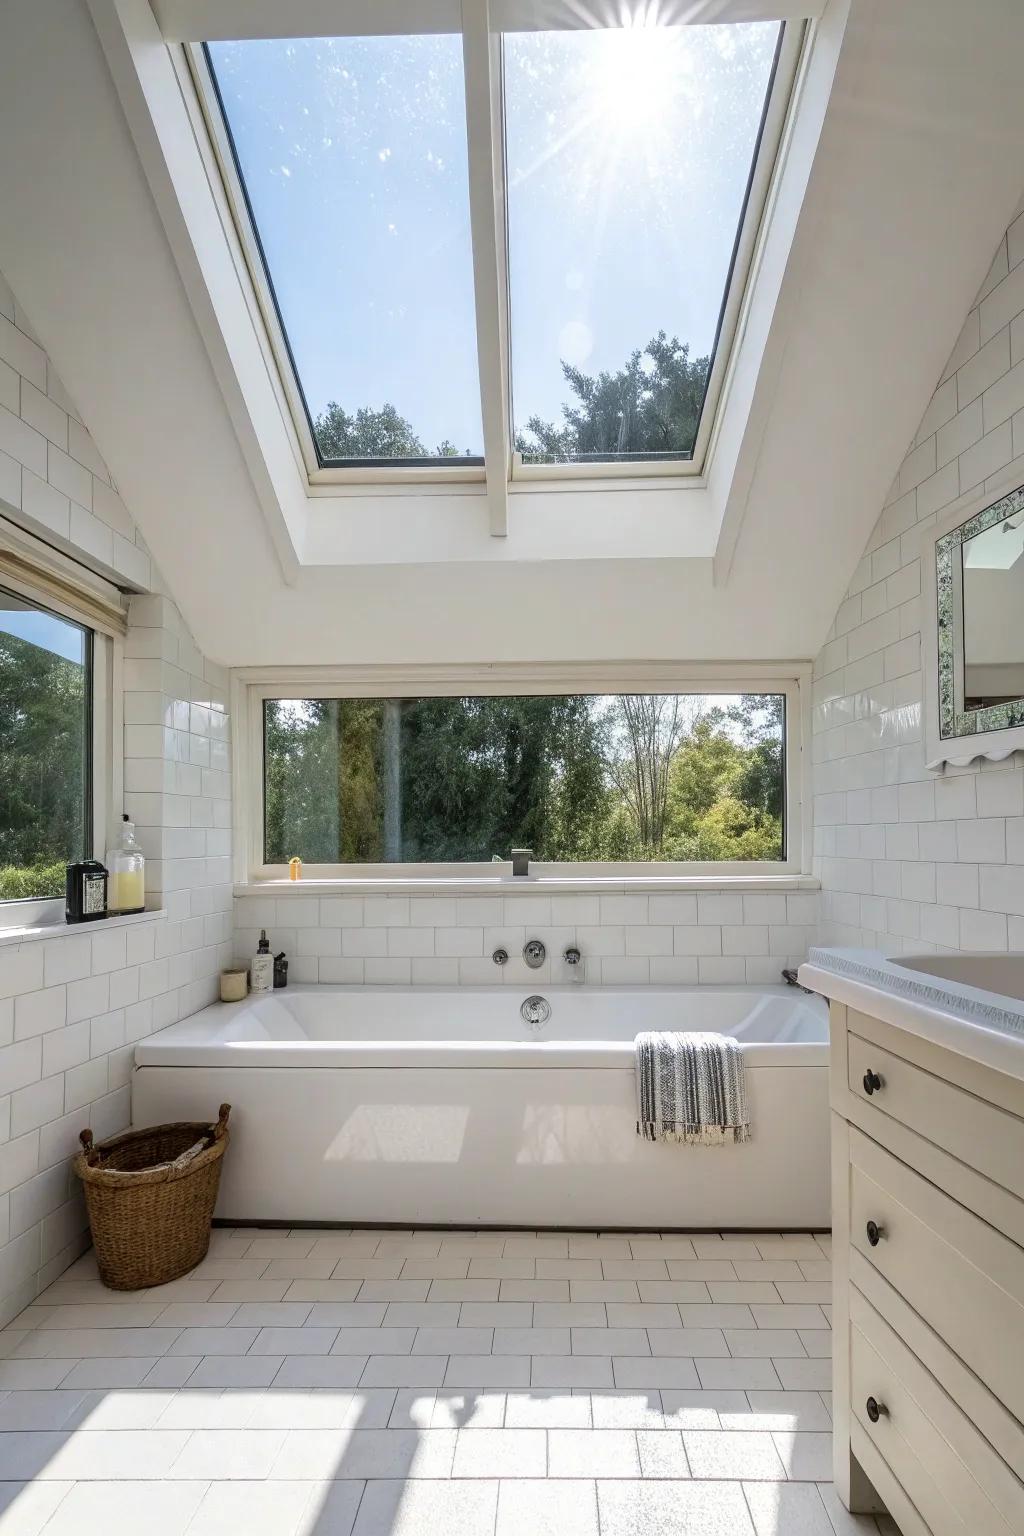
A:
106,813,146,915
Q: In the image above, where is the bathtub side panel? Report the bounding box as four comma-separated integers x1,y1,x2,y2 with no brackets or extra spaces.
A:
132,1062,829,1228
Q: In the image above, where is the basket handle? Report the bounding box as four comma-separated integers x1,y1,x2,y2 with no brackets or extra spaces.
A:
169,1137,210,1171
168,1107,231,1172
79,1129,99,1167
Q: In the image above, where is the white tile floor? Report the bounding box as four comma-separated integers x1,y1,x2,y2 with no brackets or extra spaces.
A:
0,1228,901,1535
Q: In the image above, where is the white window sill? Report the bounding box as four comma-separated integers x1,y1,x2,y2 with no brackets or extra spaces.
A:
236,874,819,898
0,907,167,951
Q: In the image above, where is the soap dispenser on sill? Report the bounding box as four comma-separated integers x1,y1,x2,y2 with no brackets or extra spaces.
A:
106,813,146,915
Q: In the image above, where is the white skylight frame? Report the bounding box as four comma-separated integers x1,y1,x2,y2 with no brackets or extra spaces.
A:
170,1,809,535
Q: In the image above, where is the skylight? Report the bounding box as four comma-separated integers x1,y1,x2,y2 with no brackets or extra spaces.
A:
205,34,484,466
505,22,781,465
194,13,801,485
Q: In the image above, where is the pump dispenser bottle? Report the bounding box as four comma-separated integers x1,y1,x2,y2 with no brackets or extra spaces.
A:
106,813,146,915
251,930,273,993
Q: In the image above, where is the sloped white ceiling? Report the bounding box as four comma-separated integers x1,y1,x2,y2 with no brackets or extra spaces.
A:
0,0,1022,666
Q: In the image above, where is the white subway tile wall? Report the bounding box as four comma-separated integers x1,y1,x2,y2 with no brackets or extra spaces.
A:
813,209,1024,953
0,268,149,589
234,891,819,989
0,270,233,1326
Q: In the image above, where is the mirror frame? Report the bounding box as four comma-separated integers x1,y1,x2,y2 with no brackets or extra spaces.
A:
923,474,1024,772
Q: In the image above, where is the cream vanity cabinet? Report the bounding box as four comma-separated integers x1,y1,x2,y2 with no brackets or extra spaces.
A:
800,955,1024,1536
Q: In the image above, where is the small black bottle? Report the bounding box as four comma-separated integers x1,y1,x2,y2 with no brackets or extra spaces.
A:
273,951,289,989
65,860,108,923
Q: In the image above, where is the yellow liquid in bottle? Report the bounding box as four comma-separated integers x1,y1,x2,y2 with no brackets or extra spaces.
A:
109,868,145,913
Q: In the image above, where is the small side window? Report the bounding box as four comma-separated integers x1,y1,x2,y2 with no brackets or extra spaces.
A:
0,588,92,905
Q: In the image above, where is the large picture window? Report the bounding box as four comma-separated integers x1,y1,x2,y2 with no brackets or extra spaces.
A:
0,589,92,903
261,691,786,869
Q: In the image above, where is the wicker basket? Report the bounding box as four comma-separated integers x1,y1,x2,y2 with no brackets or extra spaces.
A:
73,1105,231,1290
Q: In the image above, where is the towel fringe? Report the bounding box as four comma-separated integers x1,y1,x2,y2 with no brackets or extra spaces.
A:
637,1120,751,1146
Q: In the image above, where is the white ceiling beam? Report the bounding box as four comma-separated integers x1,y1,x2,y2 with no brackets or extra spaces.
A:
462,0,511,538
155,0,821,42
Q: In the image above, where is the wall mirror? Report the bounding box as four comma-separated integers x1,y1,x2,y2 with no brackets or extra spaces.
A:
924,480,1024,770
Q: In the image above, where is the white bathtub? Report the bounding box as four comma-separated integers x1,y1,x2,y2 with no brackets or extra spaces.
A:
133,984,830,1229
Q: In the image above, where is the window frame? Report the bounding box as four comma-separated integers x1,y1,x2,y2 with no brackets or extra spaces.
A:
183,12,807,496
233,662,810,885
0,570,120,932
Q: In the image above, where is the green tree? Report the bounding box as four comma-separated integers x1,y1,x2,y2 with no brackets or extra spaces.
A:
313,401,428,460
313,403,474,461
264,695,612,864
264,699,384,863
0,631,87,898
264,691,785,867
399,695,609,861
726,695,785,824
684,796,782,862
517,332,710,463
600,695,704,856
663,709,783,862
312,330,710,465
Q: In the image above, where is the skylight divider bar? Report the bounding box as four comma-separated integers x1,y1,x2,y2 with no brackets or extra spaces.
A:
461,0,511,538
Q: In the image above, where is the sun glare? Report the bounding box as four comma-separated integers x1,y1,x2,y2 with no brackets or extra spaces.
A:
586,24,687,139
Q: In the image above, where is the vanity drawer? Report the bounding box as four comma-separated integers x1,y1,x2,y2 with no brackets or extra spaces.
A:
850,1287,1023,1536
851,1246,1024,1485
849,1127,1024,1423
849,1420,932,1536
848,1030,1024,1195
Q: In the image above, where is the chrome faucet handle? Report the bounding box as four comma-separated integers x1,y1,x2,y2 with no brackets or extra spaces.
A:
492,947,508,966
523,938,546,968
563,946,582,966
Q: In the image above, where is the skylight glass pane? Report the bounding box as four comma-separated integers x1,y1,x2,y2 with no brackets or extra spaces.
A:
206,35,484,464
504,22,781,465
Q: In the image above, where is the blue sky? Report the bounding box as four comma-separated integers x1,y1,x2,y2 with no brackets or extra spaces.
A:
0,602,85,663
209,22,777,457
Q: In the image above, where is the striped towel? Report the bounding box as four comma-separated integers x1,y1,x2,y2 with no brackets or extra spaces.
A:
635,1031,750,1145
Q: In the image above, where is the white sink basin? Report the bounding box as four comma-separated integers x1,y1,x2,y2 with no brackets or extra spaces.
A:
892,952,1024,1004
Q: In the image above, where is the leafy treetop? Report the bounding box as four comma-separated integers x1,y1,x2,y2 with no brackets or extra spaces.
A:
312,331,710,463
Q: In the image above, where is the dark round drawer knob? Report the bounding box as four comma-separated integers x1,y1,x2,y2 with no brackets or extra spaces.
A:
866,1220,885,1248
863,1069,883,1095
866,1396,887,1424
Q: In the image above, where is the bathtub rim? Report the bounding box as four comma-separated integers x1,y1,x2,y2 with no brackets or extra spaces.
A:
134,981,828,1071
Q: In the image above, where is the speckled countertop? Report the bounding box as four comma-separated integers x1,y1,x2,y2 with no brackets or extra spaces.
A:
799,946,1024,1080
